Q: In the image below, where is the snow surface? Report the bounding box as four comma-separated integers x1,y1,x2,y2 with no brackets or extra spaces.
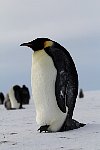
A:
0,91,100,150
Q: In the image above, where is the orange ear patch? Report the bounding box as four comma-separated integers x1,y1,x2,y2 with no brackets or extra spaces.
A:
44,41,53,48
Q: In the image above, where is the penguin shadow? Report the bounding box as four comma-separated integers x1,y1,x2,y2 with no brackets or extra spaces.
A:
4,85,30,110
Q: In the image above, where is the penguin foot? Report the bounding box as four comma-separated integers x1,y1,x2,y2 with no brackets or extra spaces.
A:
19,107,25,109
38,125,49,133
9,107,25,110
10,108,17,110
59,118,86,132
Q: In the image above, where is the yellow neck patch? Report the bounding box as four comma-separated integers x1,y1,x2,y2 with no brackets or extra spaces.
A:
44,41,53,48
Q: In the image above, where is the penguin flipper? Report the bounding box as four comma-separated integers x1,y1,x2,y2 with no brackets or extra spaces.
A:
55,71,68,113
46,46,78,116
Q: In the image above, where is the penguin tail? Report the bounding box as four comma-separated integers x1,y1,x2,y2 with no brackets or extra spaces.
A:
79,122,86,127
59,119,86,132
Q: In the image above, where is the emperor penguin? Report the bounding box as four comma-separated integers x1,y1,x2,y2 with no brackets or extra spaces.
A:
4,85,23,110
20,38,85,132
0,92,5,104
21,85,30,104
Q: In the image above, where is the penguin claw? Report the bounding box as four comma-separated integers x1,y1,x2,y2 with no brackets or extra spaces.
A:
38,125,49,133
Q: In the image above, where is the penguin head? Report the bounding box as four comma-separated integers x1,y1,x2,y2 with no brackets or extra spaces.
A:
20,38,54,51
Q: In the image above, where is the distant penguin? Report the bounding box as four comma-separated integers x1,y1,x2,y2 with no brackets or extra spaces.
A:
79,89,84,98
22,85,30,104
20,38,85,132
0,92,4,104
4,85,23,110
4,94,11,110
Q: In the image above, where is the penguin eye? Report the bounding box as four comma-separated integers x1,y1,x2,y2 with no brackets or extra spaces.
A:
32,42,43,51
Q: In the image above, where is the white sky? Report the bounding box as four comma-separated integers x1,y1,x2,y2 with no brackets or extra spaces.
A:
0,0,100,93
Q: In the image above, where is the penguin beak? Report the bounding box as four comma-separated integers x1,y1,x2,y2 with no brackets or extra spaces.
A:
20,42,32,48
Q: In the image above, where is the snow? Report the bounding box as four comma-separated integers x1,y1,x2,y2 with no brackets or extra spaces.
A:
0,91,100,150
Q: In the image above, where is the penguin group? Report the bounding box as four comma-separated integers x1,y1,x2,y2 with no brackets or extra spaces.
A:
20,37,86,132
0,85,30,110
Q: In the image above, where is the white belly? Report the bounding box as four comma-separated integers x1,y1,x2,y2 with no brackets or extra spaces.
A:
9,87,20,109
31,50,67,132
